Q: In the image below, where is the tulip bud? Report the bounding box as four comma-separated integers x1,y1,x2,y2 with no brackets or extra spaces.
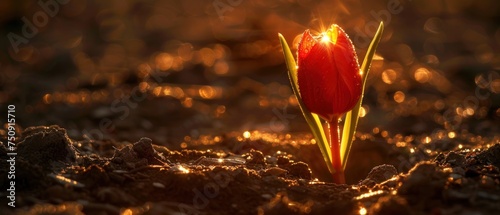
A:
297,24,362,123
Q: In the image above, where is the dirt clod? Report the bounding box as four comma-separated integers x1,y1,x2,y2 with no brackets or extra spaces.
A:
277,156,290,166
246,149,265,165
133,137,155,158
444,151,466,167
17,125,76,166
397,162,447,208
476,144,500,168
284,162,312,179
133,137,166,165
360,164,397,186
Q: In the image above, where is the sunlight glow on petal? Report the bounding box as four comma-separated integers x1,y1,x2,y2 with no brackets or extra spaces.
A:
321,33,330,43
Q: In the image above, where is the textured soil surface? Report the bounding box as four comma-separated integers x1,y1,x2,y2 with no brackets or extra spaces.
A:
1,125,499,215
1,1,499,214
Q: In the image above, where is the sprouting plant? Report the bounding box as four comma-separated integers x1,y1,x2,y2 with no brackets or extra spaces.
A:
278,22,384,183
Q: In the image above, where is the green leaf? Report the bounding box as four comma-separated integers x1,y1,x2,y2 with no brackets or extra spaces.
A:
340,22,384,170
278,33,334,174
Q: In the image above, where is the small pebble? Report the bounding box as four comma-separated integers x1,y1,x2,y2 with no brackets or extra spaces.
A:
113,170,128,174
153,182,165,188
277,156,289,166
261,194,272,199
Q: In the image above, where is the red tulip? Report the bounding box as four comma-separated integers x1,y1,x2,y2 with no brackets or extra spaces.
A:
297,24,362,183
297,24,362,122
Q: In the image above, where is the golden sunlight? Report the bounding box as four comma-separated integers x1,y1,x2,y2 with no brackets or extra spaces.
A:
321,33,331,43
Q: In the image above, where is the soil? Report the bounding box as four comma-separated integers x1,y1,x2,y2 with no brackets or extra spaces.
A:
1,125,499,215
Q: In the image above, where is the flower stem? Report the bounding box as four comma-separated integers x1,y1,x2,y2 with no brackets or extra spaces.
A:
328,119,345,184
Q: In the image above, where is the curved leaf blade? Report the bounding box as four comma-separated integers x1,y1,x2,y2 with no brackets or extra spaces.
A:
340,22,384,170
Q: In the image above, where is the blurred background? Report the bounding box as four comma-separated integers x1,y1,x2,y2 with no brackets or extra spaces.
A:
1,0,499,181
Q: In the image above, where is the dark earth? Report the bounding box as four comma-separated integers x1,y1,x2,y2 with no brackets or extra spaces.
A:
1,125,500,214
1,0,500,214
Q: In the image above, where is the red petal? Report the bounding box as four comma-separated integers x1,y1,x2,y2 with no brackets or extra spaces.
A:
298,30,316,61
332,25,362,115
